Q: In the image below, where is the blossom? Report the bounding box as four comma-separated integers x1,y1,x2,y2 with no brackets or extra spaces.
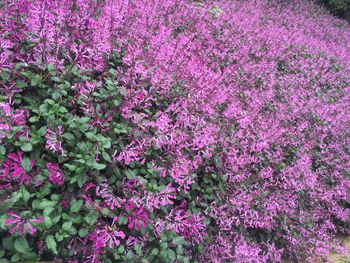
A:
60,199,70,209
144,184,177,210
5,211,43,236
156,208,206,245
47,162,65,185
45,126,66,156
0,102,29,142
124,202,152,231
94,225,125,249
96,183,126,209
86,224,125,262
0,151,34,189
1,0,350,261
0,123,11,141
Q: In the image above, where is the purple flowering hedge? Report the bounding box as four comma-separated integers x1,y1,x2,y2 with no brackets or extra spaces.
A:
0,0,350,262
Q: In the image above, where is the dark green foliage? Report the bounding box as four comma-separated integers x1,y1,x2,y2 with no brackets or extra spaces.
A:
320,0,350,20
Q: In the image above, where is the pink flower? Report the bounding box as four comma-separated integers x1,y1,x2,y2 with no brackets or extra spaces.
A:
0,123,11,140
94,226,125,249
12,109,29,126
2,0,350,261
45,126,66,156
86,224,125,262
0,151,34,189
0,102,29,142
0,102,11,116
96,183,126,209
5,211,43,236
61,199,70,209
125,202,151,231
47,162,65,185
144,184,177,210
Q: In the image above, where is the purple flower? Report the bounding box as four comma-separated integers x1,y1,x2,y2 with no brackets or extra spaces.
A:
45,126,66,156
5,211,43,236
0,151,34,189
47,162,65,186
0,102,29,142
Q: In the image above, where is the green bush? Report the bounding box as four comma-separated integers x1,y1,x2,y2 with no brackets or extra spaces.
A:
321,0,350,18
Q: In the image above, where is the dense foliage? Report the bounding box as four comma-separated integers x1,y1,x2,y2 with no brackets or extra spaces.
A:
0,0,350,262
320,0,350,19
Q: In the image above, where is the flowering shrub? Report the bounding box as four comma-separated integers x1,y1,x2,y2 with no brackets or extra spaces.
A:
0,0,350,262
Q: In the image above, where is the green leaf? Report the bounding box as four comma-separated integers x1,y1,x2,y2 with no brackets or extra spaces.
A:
43,216,52,229
79,228,89,237
84,211,98,225
0,145,5,155
118,215,128,225
45,235,58,254
21,143,33,152
11,191,22,203
52,91,60,100
64,163,77,171
92,162,106,170
2,237,14,251
85,132,95,139
37,126,47,136
101,208,110,216
16,80,28,88
102,140,111,149
102,151,112,162
151,248,159,255
62,221,72,231
62,133,75,140
70,199,83,213
44,99,55,105
22,251,38,261
30,74,41,86
28,116,39,123
118,245,125,254
20,187,31,203
77,117,90,123
47,64,55,75
167,249,176,261
58,106,68,113
39,184,52,197
55,233,64,242
43,207,54,216
51,76,61,82
135,243,142,256
119,87,127,96
108,68,117,76
77,174,87,188
11,253,21,262
14,238,30,254
21,157,32,172
160,250,167,260
37,200,56,210
172,236,187,245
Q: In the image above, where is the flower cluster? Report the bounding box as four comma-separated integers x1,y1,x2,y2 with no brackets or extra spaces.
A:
45,126,66,156
0,0,349,262
5,211,43,236
0,151,34,189
46,162,65,186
